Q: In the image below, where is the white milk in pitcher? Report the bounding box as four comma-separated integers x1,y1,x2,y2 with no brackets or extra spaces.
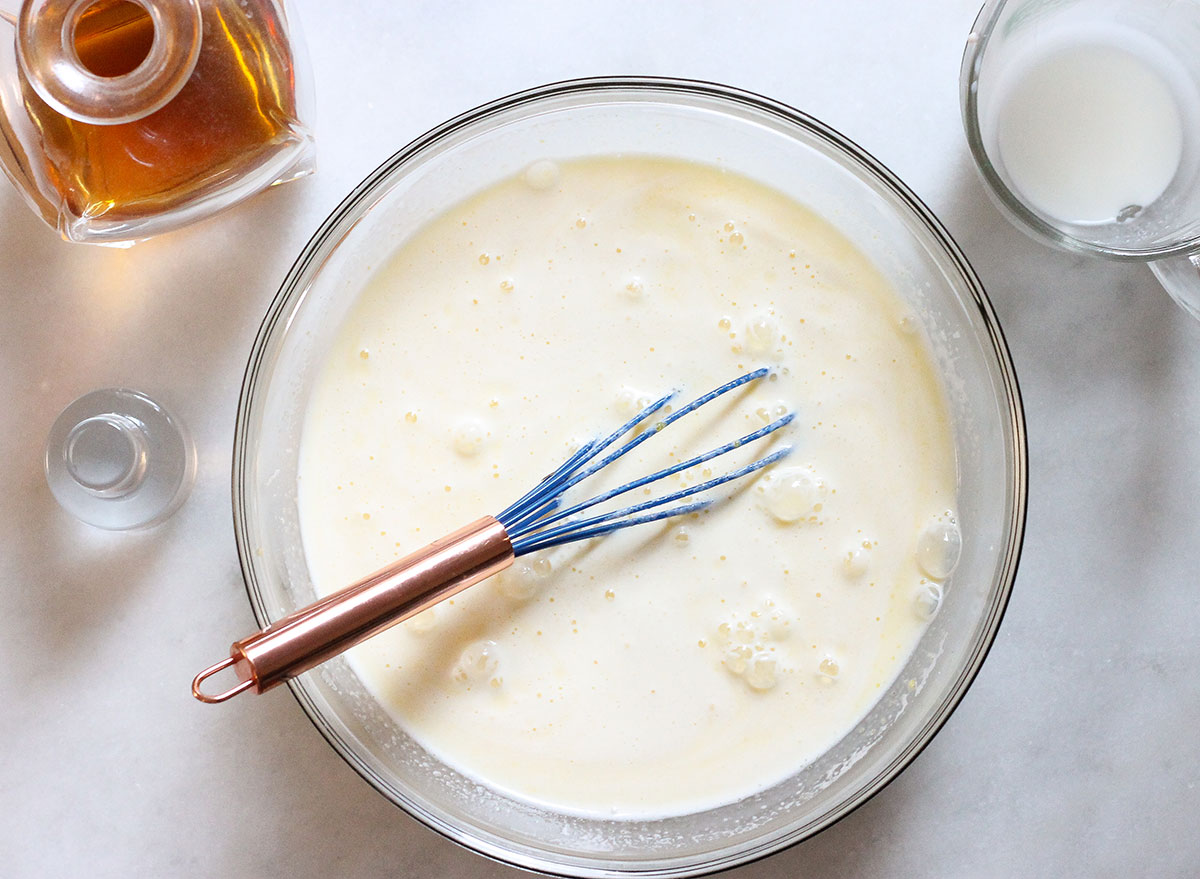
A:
993,32,1188,224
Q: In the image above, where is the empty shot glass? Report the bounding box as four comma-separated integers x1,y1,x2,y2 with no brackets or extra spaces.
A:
45,388,196,530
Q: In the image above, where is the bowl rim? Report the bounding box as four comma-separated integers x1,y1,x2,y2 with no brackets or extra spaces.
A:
231,75,1028,877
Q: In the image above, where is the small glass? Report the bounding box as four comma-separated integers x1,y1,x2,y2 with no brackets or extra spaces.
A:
45,388,196,530
0,0,313,244
961,0,1200,319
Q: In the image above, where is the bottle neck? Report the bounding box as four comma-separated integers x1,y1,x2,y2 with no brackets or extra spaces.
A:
16,0,202,125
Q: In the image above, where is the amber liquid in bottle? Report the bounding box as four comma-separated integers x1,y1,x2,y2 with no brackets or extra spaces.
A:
21,0,301,222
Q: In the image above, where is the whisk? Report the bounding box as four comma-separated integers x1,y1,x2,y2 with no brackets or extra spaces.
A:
192,367,793,703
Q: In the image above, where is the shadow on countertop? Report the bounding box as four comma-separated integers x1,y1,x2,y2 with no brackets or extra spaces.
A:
0,177,318,669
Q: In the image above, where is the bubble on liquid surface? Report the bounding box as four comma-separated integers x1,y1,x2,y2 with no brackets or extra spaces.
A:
744,312,779,355
615,386,654,417
523,160,560,190
721,644,776,690
623,277,645,299
759,465,827,524
742,654,776,690
713,597,793,691
914,582,943,620
721,642,750,675
817,655,840,685
495,559,550,601
763,599,793,640
842,545,870,579
453,640,501,685
452,418,487,457
916,512,962,579
406,608,437,634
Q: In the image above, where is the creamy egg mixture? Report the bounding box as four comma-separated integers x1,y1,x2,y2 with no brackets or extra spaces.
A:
297,157,960,817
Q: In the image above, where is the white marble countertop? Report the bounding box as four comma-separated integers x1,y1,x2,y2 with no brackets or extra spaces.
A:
3,1,1199,876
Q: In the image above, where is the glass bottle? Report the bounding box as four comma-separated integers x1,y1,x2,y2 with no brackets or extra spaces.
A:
0,0,314,243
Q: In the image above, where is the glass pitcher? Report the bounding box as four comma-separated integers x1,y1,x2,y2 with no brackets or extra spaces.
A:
961,0,1200,320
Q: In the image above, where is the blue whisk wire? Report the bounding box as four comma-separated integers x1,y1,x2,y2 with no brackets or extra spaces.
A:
501,367,770,533
496,369,793,557
509,445,791,555
559,366,770,491
495,391,672,527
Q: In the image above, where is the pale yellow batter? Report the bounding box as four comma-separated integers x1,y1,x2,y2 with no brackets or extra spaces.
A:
297,157,959,818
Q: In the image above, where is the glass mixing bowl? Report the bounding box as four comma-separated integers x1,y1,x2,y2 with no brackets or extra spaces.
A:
233,77,1026,876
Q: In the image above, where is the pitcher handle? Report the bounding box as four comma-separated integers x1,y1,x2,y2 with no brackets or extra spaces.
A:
1151,251,1200,322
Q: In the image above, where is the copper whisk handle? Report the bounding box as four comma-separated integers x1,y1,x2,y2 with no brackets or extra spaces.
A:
194,369,793,705
192,516,513,703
